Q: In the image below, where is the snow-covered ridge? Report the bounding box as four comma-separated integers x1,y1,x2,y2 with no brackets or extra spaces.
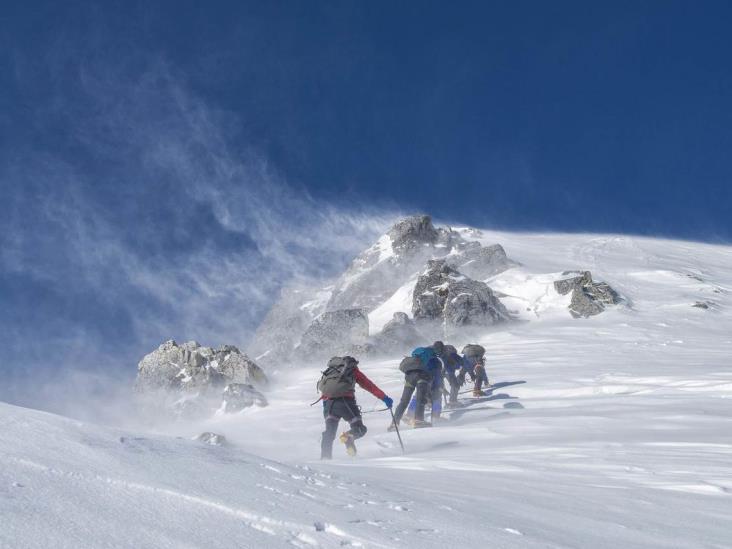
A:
4,228,732,548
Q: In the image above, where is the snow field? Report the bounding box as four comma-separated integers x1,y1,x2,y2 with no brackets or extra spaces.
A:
3,230,732,548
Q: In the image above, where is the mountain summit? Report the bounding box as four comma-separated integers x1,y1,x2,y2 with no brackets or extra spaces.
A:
248,215,523,364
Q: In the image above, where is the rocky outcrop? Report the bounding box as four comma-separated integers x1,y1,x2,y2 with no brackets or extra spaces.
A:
248,215,517,363
388,215,439,253
554,271,622,318
369,312,423,351
412,260,511,327
135,340,268,418
195,432,227,446
248,286,332,365
295,309,369,360
447,243,515,280
222,383,268,412
324,215,514,313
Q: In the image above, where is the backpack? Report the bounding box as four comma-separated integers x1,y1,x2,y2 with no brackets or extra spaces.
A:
317,357,357,398
442,344,460,368
462,344,486,360
411,346,436,367
399,356,422,373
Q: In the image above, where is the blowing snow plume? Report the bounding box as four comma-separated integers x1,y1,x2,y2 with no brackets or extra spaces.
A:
0,57,395,421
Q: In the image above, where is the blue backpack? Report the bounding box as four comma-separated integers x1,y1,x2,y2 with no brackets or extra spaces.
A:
411,347,437,370
412,347,442,372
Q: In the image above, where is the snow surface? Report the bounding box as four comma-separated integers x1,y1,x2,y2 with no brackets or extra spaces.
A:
3,231,732,548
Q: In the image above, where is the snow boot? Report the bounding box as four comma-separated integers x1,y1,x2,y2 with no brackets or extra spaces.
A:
411,419,432,429
339,432,357,456
473,389,486,397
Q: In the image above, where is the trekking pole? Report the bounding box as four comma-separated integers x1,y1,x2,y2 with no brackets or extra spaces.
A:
361,407,389,414
389,408,405,454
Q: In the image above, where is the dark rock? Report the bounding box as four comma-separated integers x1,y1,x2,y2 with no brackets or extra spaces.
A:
295,309,369,359
248,286,331,365
195,432,227,446
222,383,268,412
388,214,439,254
412,260,511,327
554,271,622,318
370,312,423,351
448,243,515,280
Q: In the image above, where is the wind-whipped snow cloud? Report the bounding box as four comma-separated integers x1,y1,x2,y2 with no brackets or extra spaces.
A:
0,57,397,415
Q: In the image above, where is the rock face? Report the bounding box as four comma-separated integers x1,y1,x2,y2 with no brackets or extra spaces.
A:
295,309,369,360
324,215,510,313
135,340,268,418
248,286,333,365
554,271,622,318
447,243,515,280
388,215,439,253
247,215,517,363
222,383,268,412
370,312,423,351
195,432,227,446
412,260,511,327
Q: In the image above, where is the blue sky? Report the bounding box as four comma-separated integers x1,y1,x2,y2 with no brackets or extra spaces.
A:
1,2,731,406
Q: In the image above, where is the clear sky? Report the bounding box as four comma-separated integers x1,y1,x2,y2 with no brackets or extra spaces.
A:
1,1,731,403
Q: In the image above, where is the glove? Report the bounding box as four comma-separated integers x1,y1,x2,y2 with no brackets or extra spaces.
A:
382,396,394,408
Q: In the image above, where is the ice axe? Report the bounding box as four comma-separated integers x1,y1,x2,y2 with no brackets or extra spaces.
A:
389,408,405,454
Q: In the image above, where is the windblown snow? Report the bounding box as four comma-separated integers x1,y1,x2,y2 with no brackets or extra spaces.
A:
2,230,732,548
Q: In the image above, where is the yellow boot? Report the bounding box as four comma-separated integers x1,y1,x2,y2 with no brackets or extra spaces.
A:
339,432,357,456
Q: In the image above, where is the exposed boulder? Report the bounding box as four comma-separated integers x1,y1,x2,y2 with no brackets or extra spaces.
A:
388,214,439,254
412,260,511,327
295,309,369,360
370,312,423,351
135,340,268,418
448,243,515,280
554,271,622,318
222,383,268,412
195,432,227,446
248,286,332,365
136,340,267,393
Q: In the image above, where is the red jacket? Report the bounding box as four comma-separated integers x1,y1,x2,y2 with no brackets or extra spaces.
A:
322,366,386,401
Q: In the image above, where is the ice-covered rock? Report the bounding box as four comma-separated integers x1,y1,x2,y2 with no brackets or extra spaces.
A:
135,340,268,418
295,309,369,359
194,432,227,446
554,271,622,318
370,312,423,351
412,260,511,327
447,243,516,280
324,215,511,313
136,340,267,393
248,215,516,362
222,383,268,412
248,286,333,365
388,214,440,253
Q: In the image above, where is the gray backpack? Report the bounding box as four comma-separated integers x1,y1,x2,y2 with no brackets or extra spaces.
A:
398,356,422,373
317,357,357,398
462,344,486,360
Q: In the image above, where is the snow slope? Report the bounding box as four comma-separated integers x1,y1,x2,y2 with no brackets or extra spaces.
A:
3,231,732,548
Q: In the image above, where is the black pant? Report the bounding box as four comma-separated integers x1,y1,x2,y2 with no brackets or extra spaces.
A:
445,368,461,403
321,397,367,459
393,370,432,423
474,364,488,391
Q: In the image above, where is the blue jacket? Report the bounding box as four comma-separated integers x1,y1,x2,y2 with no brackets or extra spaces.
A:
443,351,470,373
411,347,442,374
